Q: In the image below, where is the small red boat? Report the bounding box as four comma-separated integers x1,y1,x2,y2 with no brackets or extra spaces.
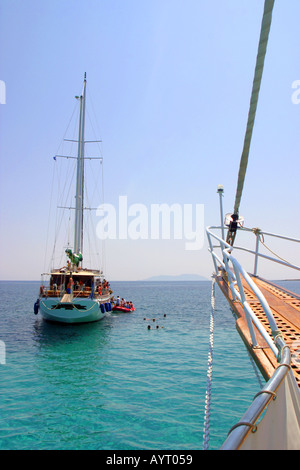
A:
112,305,135,313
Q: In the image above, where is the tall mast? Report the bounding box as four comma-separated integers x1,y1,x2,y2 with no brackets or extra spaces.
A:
74,73,87,256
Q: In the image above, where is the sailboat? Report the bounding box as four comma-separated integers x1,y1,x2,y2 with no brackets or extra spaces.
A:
205,0,300,450
34,74,113,324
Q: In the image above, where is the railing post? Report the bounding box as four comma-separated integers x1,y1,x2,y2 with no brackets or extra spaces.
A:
207,231,219,274
232,263,258,348
254,232,260,276
217,185,225,241
222,247,237,301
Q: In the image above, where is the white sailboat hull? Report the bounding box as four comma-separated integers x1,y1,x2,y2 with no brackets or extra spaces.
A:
39,296,110,324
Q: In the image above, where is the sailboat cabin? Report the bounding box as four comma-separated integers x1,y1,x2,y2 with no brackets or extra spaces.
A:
44,268,111,299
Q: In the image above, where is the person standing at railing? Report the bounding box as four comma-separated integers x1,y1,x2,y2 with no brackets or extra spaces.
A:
66,277,73,294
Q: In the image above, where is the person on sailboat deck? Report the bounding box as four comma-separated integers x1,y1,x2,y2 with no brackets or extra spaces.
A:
66,278,73,294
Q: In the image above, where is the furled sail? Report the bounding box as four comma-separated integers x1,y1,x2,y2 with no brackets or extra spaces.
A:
65,248,83,267
233,0,275,216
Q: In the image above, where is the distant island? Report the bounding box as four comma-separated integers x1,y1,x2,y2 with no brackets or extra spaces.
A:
144,274,208,282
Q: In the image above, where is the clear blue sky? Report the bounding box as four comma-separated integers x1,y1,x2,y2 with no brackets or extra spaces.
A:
0,0,299,281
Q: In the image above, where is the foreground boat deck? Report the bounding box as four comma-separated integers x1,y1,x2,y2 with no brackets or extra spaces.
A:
216,272,300,388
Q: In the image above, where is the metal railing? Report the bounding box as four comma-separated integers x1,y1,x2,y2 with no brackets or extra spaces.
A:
221,334,291,450
207,225,300,278
206,224,300,449
208,226,282,355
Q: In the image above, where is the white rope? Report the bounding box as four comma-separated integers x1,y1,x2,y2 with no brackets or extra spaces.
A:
252,227,295,266
202,277,216,450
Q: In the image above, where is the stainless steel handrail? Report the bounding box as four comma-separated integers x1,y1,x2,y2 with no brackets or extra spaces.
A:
206,225,300,449
207,226,281,355
221,335,291,450
207,225,300,274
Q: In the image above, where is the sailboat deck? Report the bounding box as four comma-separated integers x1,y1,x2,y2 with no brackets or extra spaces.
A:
216,272,300,388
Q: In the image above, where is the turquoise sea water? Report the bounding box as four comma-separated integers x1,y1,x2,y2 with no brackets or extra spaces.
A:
1,279,298,451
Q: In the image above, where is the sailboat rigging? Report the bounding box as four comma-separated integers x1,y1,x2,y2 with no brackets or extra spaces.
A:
226,0,275,247
34,74,113,323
